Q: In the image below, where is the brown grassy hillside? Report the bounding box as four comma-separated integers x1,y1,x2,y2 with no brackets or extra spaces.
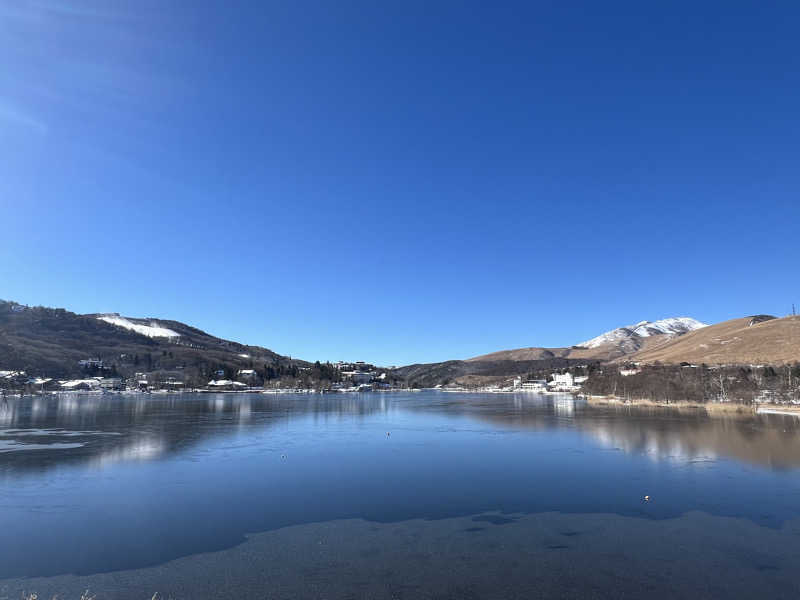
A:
467,347,568,362
630,315,800,365
467,335,674,363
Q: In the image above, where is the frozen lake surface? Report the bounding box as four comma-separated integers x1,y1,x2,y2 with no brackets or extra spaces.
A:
2,391,800,598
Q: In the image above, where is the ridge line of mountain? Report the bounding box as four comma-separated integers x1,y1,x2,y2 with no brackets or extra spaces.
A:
2,299,799,389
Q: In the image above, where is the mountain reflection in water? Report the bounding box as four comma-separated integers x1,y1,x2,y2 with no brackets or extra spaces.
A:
2,391,800,579
467,395,800,470
0,393,389,475
1,392,799,475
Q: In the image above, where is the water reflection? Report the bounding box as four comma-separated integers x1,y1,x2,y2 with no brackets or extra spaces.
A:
2,392,800,579
2,392,800,476
462,394,800,469
0,393,390,476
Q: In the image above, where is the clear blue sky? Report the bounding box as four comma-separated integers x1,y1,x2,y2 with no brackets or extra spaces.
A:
2,1,799,366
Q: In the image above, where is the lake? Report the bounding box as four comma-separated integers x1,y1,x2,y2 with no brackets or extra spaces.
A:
2,391,800,599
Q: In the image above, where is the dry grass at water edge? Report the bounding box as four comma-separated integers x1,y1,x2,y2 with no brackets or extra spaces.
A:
22,593,169,600
584,395,756,415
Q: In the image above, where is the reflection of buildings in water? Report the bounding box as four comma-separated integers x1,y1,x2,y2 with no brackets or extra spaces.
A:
511,392,549,410
89,437,166,469
552,397,575,417
237,397,252,423
0,402,16,426
510,393,575,417
7,392,800,473
31,398,46,417
0,393,391,475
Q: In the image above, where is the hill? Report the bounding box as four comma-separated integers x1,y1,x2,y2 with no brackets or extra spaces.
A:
468,317,706,363
629,315,800,365
392,357,595,388
577,317,706,351
0,300,303,384
399,316,710,387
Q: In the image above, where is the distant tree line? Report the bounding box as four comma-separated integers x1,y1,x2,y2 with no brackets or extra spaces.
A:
582,363,800,404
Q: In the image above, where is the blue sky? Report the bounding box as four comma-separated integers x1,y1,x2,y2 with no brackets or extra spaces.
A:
2,1,799,365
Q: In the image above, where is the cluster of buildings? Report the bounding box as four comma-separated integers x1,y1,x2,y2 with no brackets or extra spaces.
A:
328,361,391,391
59,377,123,391
513,372,589,393
204,368,261,391
2,356,396,395
0,371,122,393
0,370,53,389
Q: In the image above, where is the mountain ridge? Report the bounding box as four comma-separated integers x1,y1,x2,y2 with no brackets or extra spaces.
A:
3,300,799,390
628,315,800,365
577,317,707,349
468,316,706,363
0,300,301,383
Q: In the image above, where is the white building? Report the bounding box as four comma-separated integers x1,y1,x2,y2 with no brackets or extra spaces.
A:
521,379,547,391
0,370,25,380
237,369,258,380
550,373,574,388
60,379,101,391
340,370,373,384
207,379,247,390
547,373,587,391
346,371,373,385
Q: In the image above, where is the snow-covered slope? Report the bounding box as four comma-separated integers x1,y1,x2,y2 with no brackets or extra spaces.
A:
97,314,180,338
578,317,707,349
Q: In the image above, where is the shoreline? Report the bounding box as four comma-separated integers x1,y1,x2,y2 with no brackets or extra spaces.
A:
5,390,800,416
585,395,752,414
584,395,800,416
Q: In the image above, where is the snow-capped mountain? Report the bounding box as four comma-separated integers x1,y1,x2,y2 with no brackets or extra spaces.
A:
0,300,296,381
578,317,707,350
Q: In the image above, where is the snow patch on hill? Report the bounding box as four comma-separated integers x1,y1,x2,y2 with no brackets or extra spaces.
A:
578,317,706,349
98,314,179,339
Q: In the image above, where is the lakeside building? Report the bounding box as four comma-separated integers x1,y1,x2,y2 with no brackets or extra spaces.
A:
60,379,101,391
0,370,26,382
237,369,258,381
550,373,575,388
59,376,124,391
522,379,548,391
547,373,588,392
98,378,123,391
342,371,373,384
207,379,247,391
